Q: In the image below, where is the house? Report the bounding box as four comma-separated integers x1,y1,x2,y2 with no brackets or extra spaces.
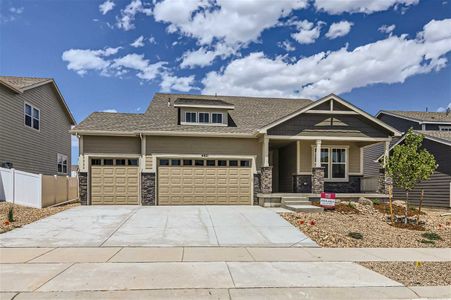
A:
364,110,451,208
71,93,400,206
0,76,76,176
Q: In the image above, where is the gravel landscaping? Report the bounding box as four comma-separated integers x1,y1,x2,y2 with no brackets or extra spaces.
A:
360,262,451,286
281,201,451,248
0,202,78,233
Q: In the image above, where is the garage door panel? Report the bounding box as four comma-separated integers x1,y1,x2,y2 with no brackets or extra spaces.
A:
158,159,251,205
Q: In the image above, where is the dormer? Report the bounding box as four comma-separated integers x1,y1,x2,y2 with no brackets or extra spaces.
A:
174,98,235,127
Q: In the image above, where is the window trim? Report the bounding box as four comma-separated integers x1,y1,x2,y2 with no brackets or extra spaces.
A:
211,112,224,124
57,153,68,174
181,111,227,126
198,112,210,123
312,145,349,182
439,125,451,131
24,102,40,131
185,111,197,123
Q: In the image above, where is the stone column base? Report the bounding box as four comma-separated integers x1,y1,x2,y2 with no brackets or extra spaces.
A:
78,172,88,205
312,167,325,194
141,173,156,205
260,166,273,194
377,168,392,194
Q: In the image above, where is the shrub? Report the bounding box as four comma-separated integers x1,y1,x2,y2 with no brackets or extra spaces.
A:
348,232,363,239
421,232,442,241
347,202,356,208
419,239,435,245
7,207,14,222
371,199,381,205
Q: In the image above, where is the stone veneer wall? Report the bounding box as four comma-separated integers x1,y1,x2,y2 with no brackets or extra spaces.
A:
253,173,261,205
78,172,88,205
293,175,312,193
312,167,325,194
324,176,362,193
377,168,392,194
260,166,273,194
141,173,156,205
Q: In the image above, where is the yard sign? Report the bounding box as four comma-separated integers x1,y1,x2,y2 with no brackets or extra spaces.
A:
320,192,336,209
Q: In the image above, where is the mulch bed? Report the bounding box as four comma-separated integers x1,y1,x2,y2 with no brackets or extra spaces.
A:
0,202,78,233
360,262,451,286
281,201,451,248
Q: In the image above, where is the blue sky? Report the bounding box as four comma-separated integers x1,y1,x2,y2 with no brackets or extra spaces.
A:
1,0,450,163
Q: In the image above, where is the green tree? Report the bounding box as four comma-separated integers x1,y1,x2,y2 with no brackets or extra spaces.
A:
386,129,437,222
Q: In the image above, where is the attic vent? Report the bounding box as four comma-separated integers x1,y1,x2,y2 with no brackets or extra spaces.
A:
167,98,171,107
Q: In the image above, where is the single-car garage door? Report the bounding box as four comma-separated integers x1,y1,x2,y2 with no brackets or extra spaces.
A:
91,158,139,205
158,158,252,205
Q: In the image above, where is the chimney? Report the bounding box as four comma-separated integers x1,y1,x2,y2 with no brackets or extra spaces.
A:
446,107,450,116
167,98,171,107
426,107,428,112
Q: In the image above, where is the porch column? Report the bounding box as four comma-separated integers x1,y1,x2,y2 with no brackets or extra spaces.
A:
378,139,393,194
259,134,272,194
312,139,324,194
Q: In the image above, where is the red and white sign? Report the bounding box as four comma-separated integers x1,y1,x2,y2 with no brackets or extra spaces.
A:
320,192,336,209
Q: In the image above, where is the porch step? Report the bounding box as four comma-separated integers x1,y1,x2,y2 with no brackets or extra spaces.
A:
282,200,311,205
282,204,324,213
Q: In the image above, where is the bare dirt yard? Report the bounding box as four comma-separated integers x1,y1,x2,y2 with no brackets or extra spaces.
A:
360,262,451,286
0,202,78,233
282,200,451,248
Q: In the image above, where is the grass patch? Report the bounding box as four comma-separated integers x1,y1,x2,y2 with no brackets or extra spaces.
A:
421,232,442,241
348,232,363,239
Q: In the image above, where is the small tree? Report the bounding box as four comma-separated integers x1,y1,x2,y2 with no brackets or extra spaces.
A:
386,129,437,222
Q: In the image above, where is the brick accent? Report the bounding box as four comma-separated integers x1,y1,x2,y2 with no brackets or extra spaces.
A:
141,173,156,205
253,174,261,204
293,175,312,193
260,166,273,194
324,176,362,193
312,167,324,194
377,168,392,194
78,172,88,205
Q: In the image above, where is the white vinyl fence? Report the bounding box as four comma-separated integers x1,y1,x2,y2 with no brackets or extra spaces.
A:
0,167,78,208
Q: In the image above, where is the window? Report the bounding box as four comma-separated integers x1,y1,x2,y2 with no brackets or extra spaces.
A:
91,159,101,166
128,159,138,166
57,154,68,173
212,113,223,124
185,112,197,123
171,159,181,166
159,159,169,166
439,126,451,131
313,147,347,181
25,103,40,130
229,160,238,167
104,159,114,166
240,160,250,167
183,159,193,166
116,159,126,166
206,160,216,166
199,112,210,123
195,160,204,166
217,160,227,166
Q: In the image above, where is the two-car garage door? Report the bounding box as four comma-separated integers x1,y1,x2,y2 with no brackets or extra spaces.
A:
158,158,252,205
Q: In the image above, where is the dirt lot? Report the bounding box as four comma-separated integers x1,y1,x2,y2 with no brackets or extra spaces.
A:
360,262,451,286
0,202,78,233
282,201,451,248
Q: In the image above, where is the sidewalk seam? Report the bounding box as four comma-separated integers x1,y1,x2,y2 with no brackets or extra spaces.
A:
25,248,57,263
32,262,75,292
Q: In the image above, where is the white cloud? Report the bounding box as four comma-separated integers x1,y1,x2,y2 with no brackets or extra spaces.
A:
102,109,118,113
437,102,451,112
9,7,24,14
291,20,324,44
112,53,166,81
148,36,156,44
116,0,152,31
314,0,419,14
278,40,296,51
180,43,235,68
160,74,195,92
379,24,396,34
130,35,145,47
61,47,120,76
1,6,24,23
71,133,79,148
153,0,308,46
202,19,451,99
99,0,115,15
325,21,353,39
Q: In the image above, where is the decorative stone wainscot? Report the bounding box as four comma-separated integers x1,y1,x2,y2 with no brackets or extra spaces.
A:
293,175,312,193
324,176,363,193
260,166,273,194
253,174,261,205
78,172,88,205
312,167,324,193
377,168,392,194
141,173,155,205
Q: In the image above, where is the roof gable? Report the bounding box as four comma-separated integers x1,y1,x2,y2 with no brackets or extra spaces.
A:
376,110,451,124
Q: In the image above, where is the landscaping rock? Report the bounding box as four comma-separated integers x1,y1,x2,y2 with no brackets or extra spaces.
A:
358,197,373,206
393,200,406,207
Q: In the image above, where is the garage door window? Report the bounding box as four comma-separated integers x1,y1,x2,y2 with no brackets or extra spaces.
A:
116,159,126,166
128,159,138,166
183,160,193,166
195,160,204,166
240,160,250,167
92,159,102,166
104,159,113,165
171,159,181,166
229,160,238,167
218,160,227,166
160,159,169,166
206,160,216,166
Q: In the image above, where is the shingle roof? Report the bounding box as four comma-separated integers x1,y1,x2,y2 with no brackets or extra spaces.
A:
73,93,313,135
174,98,234,107
381,110,451,123
415,130,451,145
0,76,52,91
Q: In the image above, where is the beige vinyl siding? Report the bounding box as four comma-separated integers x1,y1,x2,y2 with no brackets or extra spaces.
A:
146,136,262,169
0,84,71,175
145,155,153,170
298,141,368,174
83,136,141,154
278,142,297,192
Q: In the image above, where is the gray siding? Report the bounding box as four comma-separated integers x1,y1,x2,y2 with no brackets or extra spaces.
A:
0,84,71,175
378,114,420,133
268,114,389,138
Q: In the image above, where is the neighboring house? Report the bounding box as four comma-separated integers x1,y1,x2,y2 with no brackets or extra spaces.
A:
71,93,400,206
364,110,451,207
0,76,76,176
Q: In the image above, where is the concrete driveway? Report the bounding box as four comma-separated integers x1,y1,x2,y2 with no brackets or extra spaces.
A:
0,206,316,247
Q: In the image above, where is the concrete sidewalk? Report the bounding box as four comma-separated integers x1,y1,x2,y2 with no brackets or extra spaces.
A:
1,247,449,263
